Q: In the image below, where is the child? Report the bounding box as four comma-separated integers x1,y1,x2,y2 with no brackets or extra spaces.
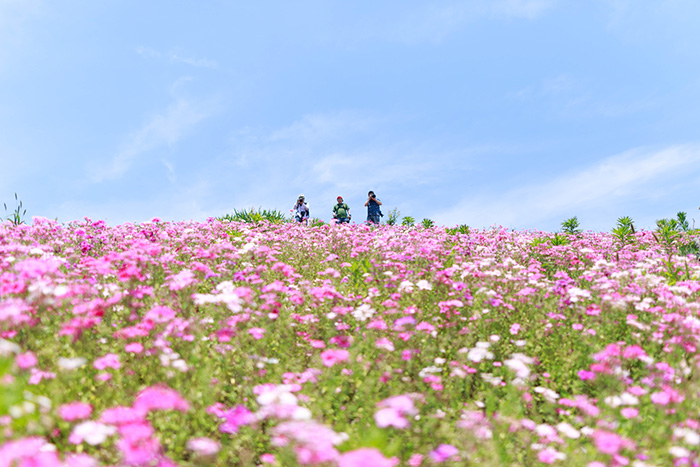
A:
293,194,309,224
332,196,351,224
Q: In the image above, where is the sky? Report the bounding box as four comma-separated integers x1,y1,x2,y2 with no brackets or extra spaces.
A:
1,0,700,232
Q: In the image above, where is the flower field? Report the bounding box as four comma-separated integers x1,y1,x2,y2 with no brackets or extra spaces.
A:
1,218,700,466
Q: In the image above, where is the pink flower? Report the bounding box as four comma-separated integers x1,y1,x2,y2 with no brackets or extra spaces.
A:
133,386,190,413
620,407,638,419
650,390,670,406
143,305,177,323
577,370,596,381
538,447,562,464
125,342,144,353
592,430,623,455
408,453,424,466
374,407,410,429
16,352,37,369
116,435,161,466
320,349,349,367
260,453,277,464
168,269,196,290
429,444,459,463
219,405,255,434
93,353,121,370
186,437,221,456
249,327,266,340
58,402,93,421
374,394,418,429
28,369,56,385
338,448,399,467
100,406,145,425
509,323,521,335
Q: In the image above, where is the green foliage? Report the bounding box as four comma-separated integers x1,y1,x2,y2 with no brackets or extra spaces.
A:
401,216,415,227
446,224,469,236
549,233,570,246
530,237,550,247
385,208,400,226
219,207,288,224
3,193,27,226
420,218,434,229
560,216,582,235
612,216,635,248
656,211,690,233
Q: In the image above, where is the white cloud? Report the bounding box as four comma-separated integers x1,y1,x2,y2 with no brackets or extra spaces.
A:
136,46,218,69
89,96,217,182
367,0,558,45
0,0,43,67
491,0,558,19
601,0,700,55
169,52,218,69
433,144,700,230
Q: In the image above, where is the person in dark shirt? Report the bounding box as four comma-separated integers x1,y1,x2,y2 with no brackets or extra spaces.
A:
364,191,382,224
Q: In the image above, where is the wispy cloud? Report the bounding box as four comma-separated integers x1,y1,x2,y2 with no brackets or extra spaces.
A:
205,111,501,220
490,0,558,19
433,144,700,230
90,95,217,182
136,46,218,69
512,73,658,118
378,0,558,44
601,0,700,56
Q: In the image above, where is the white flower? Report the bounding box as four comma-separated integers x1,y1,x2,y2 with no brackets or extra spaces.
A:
398,281,415,293
466,342,493,363
418,366,443,378
556,422,581,439
534,386,559,402
71,421,117,445
0,338,20,356
256,385,298,406
58,357,87,370
416,280,432,290
352,304,376,321
669,446,690,458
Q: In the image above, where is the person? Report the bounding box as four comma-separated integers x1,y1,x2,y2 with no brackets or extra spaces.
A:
364,190,383,225
293,194,309,224
332,196,351,224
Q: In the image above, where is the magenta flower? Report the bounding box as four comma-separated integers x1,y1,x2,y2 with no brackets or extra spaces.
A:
249,327,266,340
219,405,255,434
15,351,37,369
320,349,350,367
592,430,623,455
124,342,144,353
100,406,145,425
58,402,93,421
93,353,120,370
133,385,190,413
338,448,399,467
429,444,459,463
143,305,177,323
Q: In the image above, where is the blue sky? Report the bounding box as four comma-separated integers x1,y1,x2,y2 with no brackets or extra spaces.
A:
2,0,700,231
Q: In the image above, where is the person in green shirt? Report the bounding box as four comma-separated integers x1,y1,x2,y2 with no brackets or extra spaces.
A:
332,196,351,224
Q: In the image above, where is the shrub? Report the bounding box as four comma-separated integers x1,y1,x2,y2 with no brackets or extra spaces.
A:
561,216,582,235
385,208,400,226
219,208,288,224
401,216,415,227
3,193,27,226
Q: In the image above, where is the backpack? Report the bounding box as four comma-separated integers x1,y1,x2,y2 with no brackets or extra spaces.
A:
333,203,349,218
